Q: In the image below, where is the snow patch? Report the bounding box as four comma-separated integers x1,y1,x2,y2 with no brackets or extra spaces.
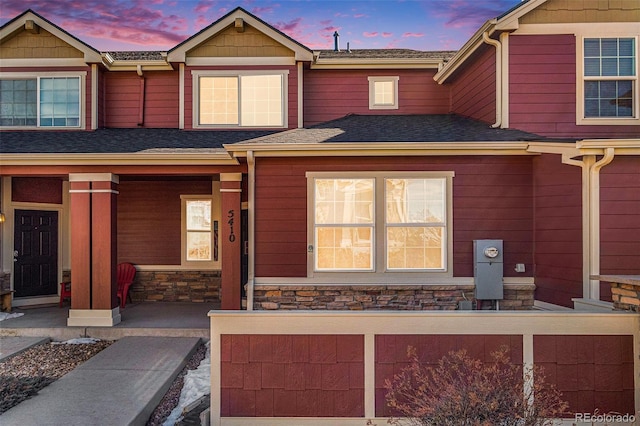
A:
52,338,102,345
0,312,24,321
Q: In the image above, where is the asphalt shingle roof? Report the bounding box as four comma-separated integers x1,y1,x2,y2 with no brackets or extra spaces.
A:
236,114,551,145
0,128,279,154
316,49,457,61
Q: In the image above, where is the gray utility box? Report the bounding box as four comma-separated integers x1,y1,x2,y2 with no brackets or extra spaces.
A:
473,240,504,300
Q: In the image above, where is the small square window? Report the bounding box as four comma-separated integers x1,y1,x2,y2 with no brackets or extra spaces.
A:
368,76,399,110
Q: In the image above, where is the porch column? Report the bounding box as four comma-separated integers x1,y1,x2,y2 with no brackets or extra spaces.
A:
67,173,120,326
220,173,242,310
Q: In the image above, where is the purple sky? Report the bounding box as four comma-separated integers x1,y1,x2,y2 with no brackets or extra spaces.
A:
0,0,523,52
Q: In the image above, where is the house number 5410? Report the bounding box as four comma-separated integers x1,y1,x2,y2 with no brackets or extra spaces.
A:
227,209,236,242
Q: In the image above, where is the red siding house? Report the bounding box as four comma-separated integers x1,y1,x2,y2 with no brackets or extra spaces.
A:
1,0,639,420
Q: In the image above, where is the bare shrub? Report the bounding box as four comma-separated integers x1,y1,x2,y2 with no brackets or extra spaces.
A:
382,346,568,426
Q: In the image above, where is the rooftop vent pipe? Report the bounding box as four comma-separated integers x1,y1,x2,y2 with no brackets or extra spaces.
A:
333,31,340,51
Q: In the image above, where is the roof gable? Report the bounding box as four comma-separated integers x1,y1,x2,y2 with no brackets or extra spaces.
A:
0,10,101,63
168,7,313,63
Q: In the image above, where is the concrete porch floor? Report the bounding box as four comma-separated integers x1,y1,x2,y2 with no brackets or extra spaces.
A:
0,301,219,341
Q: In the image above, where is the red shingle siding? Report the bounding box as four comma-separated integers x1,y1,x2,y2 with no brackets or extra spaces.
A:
183,65,298,130
220,334,365,417
254,156,534,278
534,335,635,416
600,156,640,282
533,154,582,307
303,69,450,126
103,71,178,128
509,34,640,138
450,46,496,123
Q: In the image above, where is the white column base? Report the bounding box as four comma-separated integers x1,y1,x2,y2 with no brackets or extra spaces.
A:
67,308,121,327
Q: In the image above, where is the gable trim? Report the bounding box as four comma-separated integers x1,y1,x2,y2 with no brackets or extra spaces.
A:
0,10,102,63
168,8,313,63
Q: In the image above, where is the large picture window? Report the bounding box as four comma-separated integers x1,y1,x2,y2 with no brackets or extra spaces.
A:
580,36,637,123
309,172,452,274
194,71,286,128
0,76,81,128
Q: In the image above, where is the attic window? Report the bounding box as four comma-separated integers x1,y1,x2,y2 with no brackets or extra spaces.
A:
194,71,287,128
368,76,399,110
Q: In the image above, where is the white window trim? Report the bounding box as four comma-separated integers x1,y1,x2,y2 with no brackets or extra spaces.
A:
180,194,220,269
576,34,639,125
306,171,454,280
368,76,399,110
191,70,289,129
0,71,87,130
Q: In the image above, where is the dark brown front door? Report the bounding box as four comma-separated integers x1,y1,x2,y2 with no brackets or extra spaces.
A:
13,210,58,297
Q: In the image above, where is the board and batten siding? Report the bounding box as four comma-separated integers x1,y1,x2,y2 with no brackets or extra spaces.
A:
183,65,299,130
509,34,640,138
117,180,212,265
533,154,583,307
253,156,534,279
449,46,496,124
103,71,179,128
303,69,450,126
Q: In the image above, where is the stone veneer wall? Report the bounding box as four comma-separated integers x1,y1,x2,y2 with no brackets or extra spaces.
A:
611,282,640,312
129,270,221,303
253,284,534,311
0,272,10,291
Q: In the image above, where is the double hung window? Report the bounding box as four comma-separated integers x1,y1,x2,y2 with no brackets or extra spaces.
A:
580,37,637,122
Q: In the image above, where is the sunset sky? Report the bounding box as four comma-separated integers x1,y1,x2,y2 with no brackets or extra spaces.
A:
0,0,523,52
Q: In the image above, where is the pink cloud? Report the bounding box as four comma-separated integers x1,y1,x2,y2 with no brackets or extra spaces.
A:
382,32,392,38
363,32,378,38
402,32,425,38
353,14,366,18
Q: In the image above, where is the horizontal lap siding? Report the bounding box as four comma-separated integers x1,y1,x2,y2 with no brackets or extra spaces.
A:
303,69,449,126
509,34,640,138
254,156,534,278
104,71,178,128
117,180,212,265
600,157,640,281
450,46,496,123
533,154,582,307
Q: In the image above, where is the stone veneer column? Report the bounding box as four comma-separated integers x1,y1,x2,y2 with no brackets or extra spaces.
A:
220,173,242,310
67,173,120,326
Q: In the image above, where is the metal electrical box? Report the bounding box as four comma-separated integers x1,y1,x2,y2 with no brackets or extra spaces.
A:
474,240,504,300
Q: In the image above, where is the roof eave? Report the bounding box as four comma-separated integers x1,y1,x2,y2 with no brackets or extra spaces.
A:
0,152,239,166
311,58,445,69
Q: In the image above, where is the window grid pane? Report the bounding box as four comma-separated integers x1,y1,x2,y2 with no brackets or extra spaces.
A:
583,37,636,118
374,81,394,105
385,178,446,270
0,79,37,126
39,77,80,127
199,77,239,125
241,75,283,126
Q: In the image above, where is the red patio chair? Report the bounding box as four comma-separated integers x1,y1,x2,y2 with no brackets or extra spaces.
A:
116,263,136,308
59,281,71,308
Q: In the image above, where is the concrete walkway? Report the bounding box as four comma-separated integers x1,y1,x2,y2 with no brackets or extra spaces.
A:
0,336,50,361
0,336,202,426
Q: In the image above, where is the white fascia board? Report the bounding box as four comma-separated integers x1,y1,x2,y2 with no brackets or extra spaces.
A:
0,58,90,67
0,11,102,63
495,0,548,31
167,11,313,63
185,57,296,66
0,153,240,166
226,141,535,157
433,21,494,83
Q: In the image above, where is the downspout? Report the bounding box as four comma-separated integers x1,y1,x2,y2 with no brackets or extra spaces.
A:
482,31,501,128
137,65,145,127
588,148,615,301
562,148,615,301
246,151,255,311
